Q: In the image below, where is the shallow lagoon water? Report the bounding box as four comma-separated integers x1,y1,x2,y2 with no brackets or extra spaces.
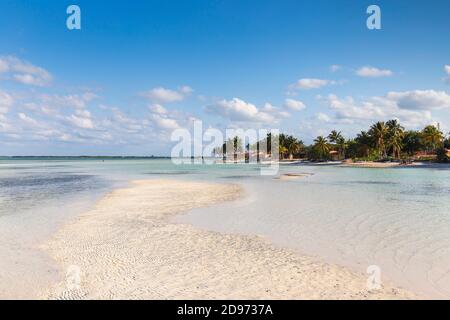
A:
178,165,450,298
0,158,449,298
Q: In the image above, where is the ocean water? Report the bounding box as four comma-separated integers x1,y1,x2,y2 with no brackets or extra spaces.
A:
0,158,449,298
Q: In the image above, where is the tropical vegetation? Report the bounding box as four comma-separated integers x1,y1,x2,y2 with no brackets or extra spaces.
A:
212,120,449,163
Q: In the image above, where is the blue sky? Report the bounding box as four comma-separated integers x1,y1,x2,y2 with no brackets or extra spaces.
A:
0,0,449,155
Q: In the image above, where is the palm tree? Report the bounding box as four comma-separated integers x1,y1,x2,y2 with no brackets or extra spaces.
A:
328,130,343,144
328,130,345,159
388,132,403,159
445,132,450,149
355,131,372,158
279,145,288,159
369,121,388,159
421,125,444,152
225,137,242,162
386,119,403,131
278,134,287,159
313,136,330,161
266,132,272,156
386,119,404,159
336,136,347,159
286,138,302,160
233,136,243,163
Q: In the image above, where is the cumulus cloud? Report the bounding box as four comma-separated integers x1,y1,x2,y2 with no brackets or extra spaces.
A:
356,66,393,78
147,103,183,130
315,112,332,122
284,98,306,111
386,90,450,110
148,104,167,115
319,93,435,128
141,86,193,103
0,56,52,86
206,98,282,123
325,95,385,121
67,109,94,129
261,103,290,118
290,78,331,90
150,114,180,130
0,86,193,147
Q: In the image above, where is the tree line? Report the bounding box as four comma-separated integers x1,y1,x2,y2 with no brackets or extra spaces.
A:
213,120,450,163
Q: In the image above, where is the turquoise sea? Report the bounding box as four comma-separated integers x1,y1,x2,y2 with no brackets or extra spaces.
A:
0,158,449,298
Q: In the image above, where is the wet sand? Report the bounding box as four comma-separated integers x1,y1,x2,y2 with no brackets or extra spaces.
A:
41,179,416,299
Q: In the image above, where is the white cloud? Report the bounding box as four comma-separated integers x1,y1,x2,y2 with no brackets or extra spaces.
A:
290,78,331,90
261,103,290,118
284,98,306,111
0,56,52,86
356,66,393,78
150,114,180,130
0,88,194,146
260,103,277,112
320,93,435,128
0,116,13,132
206,98,279,123
444,65,450,85
39,93,97,110
326,94,383,121
315,112,331,122
179,86,193,94
99,108,147,135
13,74,49,87
149,104,168,115
386,90,450,110
141,86,192,103
445,65,450,75
0,90,13,113
18,112,39,127
67,109,94,129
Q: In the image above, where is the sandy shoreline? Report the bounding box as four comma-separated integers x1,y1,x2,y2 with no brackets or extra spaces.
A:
41,179,416,299
339,162,414,168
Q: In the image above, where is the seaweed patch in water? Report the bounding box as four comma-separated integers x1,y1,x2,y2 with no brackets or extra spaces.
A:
0,174,94,188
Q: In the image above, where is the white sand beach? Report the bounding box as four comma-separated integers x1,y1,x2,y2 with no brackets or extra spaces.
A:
41,179,416,300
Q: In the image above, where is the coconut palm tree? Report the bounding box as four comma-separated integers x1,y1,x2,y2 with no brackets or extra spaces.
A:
263,132,272,156
355,131,372,158
369,121,388,159
386,119,404,159
388,132,403,159
444,132,450,149
313,136,330,161
386,119,403,132
233,136,243,162
328,130,343,144
421,125,444,152
278,134,287,159
279,145,288,159
286,137,302,160
328,130,344,159
336,136,347,159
